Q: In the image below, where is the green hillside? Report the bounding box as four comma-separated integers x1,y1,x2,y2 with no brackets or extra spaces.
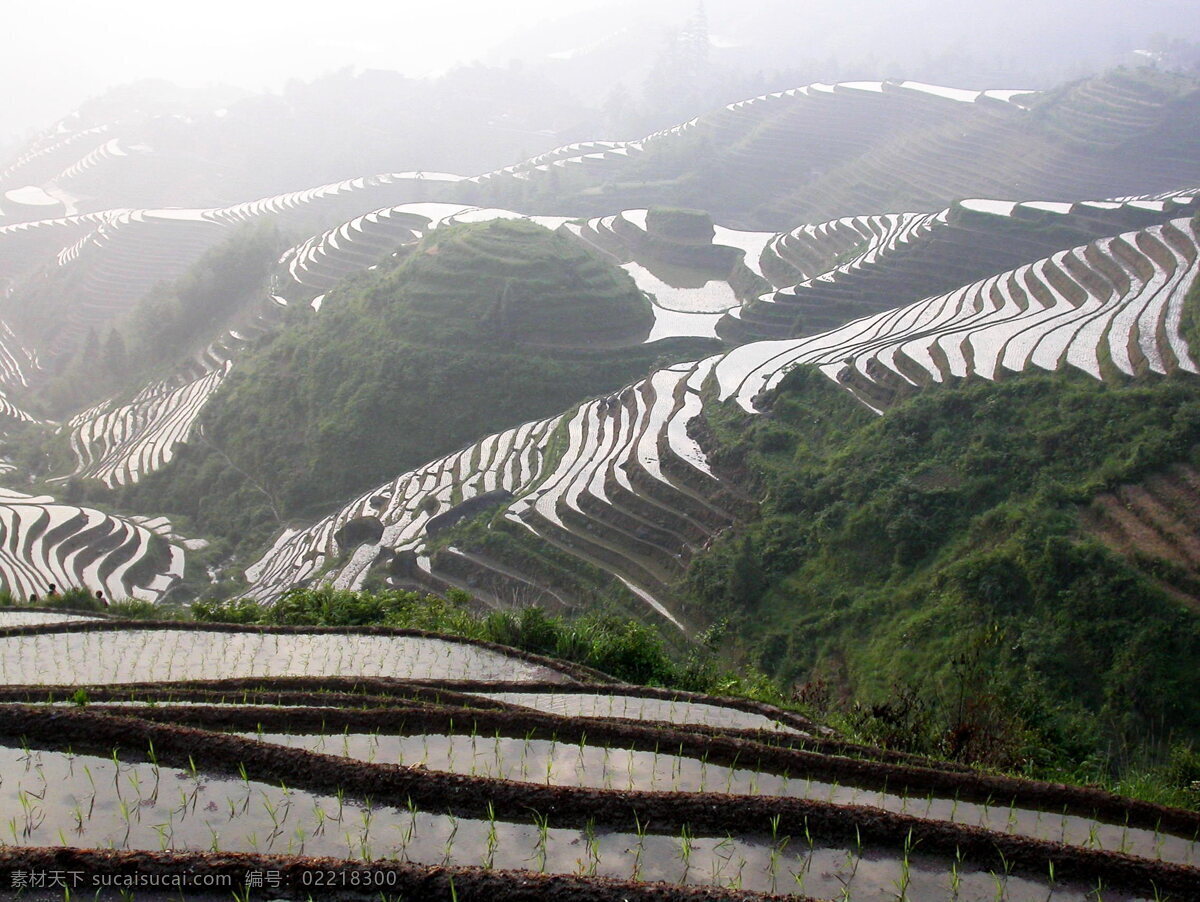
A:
686,363,1200,771
118,219,712,566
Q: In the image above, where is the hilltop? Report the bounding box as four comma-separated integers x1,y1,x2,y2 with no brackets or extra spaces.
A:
356,217,653,348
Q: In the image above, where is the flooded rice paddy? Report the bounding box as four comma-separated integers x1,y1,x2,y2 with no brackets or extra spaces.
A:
0,743,1155,900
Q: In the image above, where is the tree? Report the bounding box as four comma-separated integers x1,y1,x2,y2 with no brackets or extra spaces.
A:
102,328,127,379
727,534,767,608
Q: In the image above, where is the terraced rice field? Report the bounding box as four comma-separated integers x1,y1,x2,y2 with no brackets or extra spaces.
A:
621,263,738,312
1,90,1188,514
719,216,1199,412
43,188,1189,500
53,293,282,488
58,365,230,488
712,225,774,279
3,741,1165,900
242,351,732,624
0,173,472,361
1083,462,1200,609
0,603,1192,899
283,203,749,345
473,76,1200,227
0,124,112,191
470,691,801,733
0,74,1192,369
245,731,1197,865
0,610,99,627
0,320,42,425
28,195,746,498
0,75,1196,899
0,660,1195,900
244,216,1199,627
283,202,572,293
734,192,1197,341
0,625,571,685
0,489,185,601
54,185,1180,501
0,743,1009,898
471,81,1045,215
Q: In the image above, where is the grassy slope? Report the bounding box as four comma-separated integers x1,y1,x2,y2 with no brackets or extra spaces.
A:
688,362,1200,771
117,219,717,569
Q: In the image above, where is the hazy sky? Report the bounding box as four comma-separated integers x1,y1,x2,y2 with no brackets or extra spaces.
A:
2,0,625,140
5,0,1198,145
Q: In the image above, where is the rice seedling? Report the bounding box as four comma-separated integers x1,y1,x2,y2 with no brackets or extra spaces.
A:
358,800,375,860
631,812,647,881
531,810,550,873
312,802,327,836
990,871,1005,900
484,802,499,869
678,823,694,880
946,842,970,896
890,826,917,901
584,817,600,876
443,813,459,866
767,815,791,893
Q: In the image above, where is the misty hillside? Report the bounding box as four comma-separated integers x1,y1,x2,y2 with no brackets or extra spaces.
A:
0,24,1199,899
489,0,1200,119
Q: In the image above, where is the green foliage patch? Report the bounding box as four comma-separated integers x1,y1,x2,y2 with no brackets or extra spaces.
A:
688,365,1200,774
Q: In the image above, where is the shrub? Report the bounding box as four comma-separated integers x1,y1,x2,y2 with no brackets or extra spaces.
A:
192,597,266,624
44,587,105,611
